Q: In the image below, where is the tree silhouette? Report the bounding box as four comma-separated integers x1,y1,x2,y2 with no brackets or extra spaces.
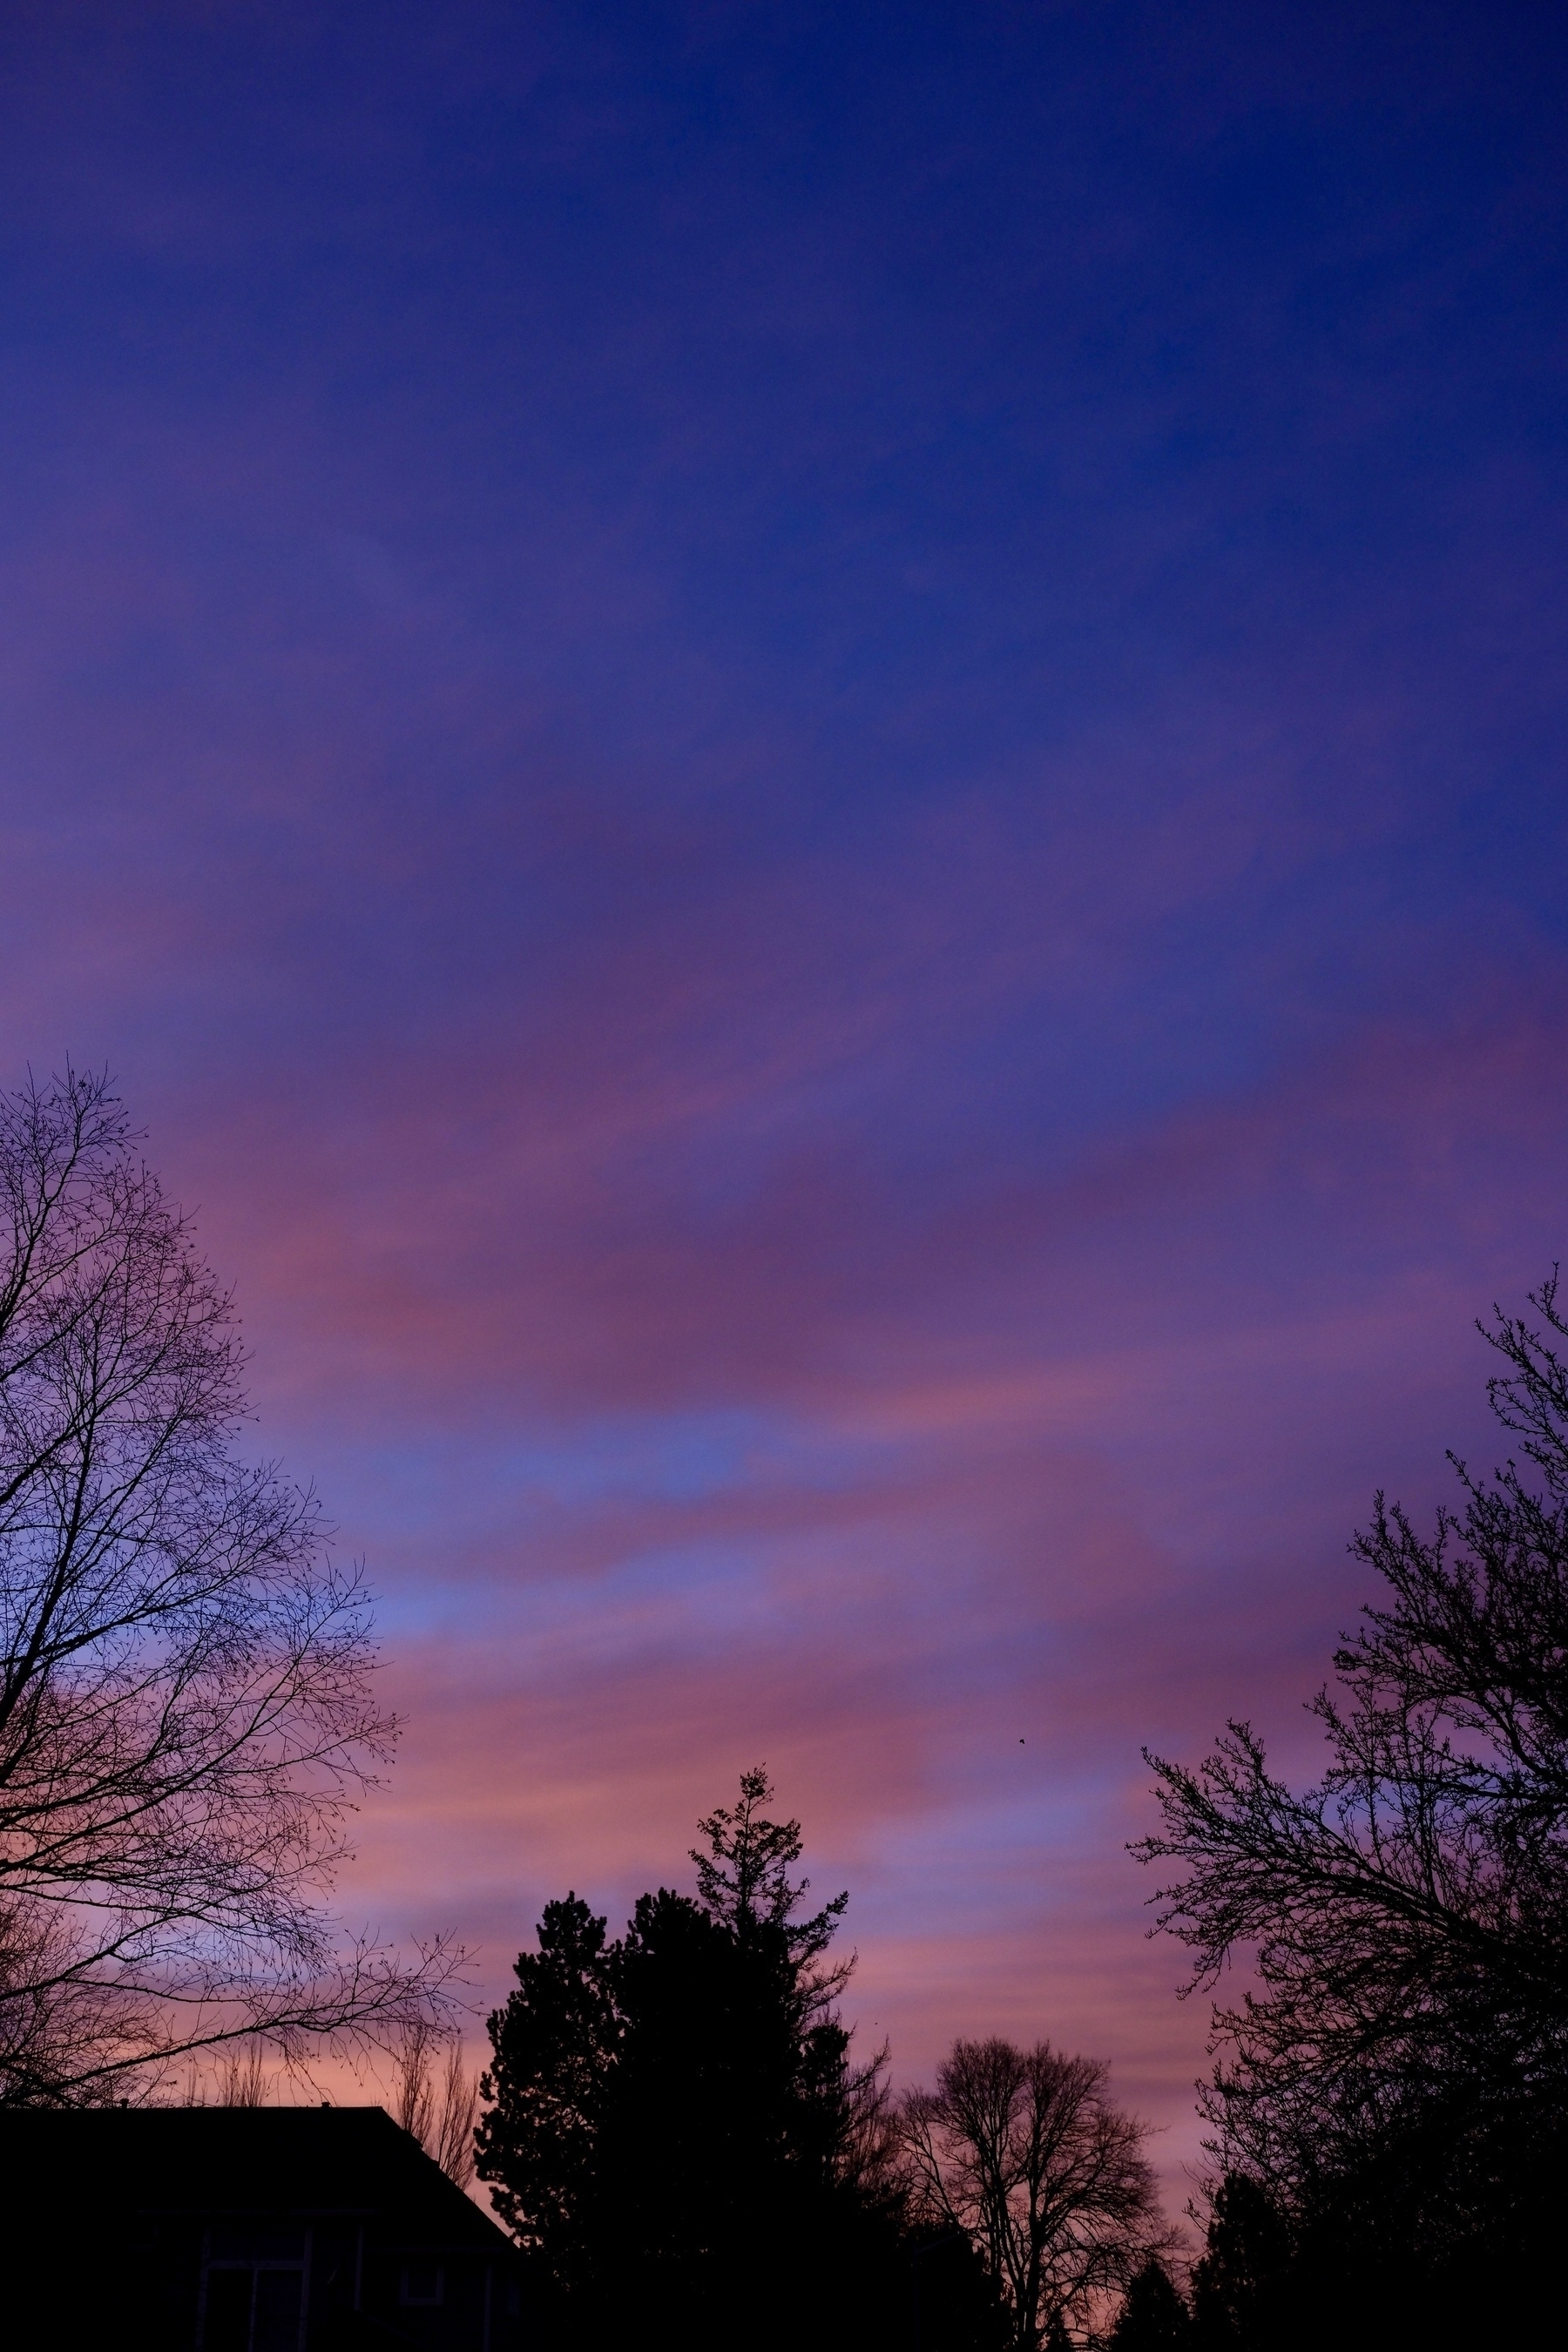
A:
1110,2260,1191,2350
478,1769,910,2349
476,1891,617,2289
692,1763,848,1961
394,2018,479,2187
0,1067,453,2103
1138,1273,1568,2342
1188,2174,1292,2352
900,2036,1169,2349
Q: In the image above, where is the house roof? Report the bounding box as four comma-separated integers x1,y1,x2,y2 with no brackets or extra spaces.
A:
0,2105,517,2254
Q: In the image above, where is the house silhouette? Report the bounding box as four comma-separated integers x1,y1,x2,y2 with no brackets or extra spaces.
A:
0,2105,530,2352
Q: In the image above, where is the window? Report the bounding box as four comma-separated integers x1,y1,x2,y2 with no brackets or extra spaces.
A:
400,2261,444,2307
202,2225,308,2352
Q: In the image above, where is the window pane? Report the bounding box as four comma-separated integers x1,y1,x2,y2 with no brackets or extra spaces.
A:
203,2267,253,2352
253,2267,304,2352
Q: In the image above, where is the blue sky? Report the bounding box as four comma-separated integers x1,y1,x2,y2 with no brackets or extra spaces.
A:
2,0,1565,2190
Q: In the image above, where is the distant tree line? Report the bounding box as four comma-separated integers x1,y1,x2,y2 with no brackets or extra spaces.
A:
476,1768,999,2350
6,1065,1565,2348
480,1276,1568,2351
476,1768,1170,2351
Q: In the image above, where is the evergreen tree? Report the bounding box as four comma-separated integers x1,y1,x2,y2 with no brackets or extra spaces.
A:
692,1763,848,1958
1188,2175,1293,2352
477,1769,923,2349
474,1893,616,2296
906,2226,1011,2352
1111,2260,1192,2350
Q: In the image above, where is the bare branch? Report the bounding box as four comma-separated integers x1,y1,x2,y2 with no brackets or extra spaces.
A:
1132,1269,1568,2220
899,2036,1170,2350
0,1068,458,2104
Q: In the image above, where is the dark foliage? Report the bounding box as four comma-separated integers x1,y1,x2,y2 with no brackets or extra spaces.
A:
692,1763,849,1962
598,1882,841,2318
1188,2175,1291,2352
478,1769,995,2350
1111,2260,1191,2351
471,1892,614,2281
1137,1274,1568,2345
905,2226,1011,2352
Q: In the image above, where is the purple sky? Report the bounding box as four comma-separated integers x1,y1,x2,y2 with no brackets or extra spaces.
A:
3,1,1567,2195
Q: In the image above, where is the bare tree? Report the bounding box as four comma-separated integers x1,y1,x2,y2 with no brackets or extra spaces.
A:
0,1892,141,2097
1134,1271,1568,2285
901,2037,1169,2349
394,2016,478,2188
395,2016,439,2149
0,1067,456,2104
435,2038,479,2190
218,2041,268,2107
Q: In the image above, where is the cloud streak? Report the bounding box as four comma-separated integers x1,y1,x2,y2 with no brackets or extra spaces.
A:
0,0,1565,2212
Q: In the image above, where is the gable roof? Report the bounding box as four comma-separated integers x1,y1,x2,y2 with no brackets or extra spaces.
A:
0,2105,516,2254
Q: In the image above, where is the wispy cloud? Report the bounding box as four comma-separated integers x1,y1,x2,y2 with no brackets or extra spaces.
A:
0,0,1564,2211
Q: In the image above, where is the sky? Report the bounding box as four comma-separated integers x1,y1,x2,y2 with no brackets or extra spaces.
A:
3,0,1567,2200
